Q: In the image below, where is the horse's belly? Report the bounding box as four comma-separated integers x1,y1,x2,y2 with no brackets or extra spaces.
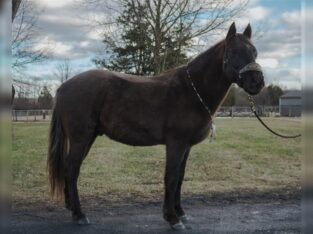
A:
99,122,163,146
190,126,210,145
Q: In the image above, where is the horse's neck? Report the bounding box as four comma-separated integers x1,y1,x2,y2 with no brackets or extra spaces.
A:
187,45,232,114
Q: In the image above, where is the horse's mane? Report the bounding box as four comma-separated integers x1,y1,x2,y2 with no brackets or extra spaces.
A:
155,39,226,78
189,39,226,66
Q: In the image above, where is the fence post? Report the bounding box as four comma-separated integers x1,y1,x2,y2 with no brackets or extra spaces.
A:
230,106,234,118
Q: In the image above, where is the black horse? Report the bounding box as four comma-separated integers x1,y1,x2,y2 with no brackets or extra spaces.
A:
48,22,264,230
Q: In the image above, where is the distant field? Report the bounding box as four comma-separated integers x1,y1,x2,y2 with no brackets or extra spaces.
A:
12,118,301,206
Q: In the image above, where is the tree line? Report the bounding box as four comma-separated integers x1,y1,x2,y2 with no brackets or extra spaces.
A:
13,86,53,110
223,85,284,106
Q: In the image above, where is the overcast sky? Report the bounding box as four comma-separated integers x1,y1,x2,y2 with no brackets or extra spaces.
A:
21,0,304,91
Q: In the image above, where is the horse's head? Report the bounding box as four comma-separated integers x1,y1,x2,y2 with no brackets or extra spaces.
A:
223,22,264,95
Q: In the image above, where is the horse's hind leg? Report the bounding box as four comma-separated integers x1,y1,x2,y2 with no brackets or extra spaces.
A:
64,135,96,225
64,180,70,210
64,135,96,212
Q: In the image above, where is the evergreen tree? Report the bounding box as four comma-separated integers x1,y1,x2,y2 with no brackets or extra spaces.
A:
94,2,154,75
159,21,191,72
38,86,53,109
94,1,191,75
267,85,283,105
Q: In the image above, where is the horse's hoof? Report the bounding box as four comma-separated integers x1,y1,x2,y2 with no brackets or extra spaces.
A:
73,216,90,225
171,221,185,230
179,215,191,224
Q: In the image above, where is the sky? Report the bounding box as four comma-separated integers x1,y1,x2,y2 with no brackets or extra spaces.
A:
16,0,305,92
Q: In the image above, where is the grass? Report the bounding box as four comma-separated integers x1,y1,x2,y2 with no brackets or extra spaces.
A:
12,118,301,205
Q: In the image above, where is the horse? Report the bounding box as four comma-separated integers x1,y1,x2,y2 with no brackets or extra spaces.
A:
47,22,264,230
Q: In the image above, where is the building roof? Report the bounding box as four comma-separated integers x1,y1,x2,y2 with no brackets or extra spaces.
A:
280,90,302,99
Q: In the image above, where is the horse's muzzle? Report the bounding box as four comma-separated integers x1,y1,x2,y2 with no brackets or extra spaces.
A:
239,71,265,95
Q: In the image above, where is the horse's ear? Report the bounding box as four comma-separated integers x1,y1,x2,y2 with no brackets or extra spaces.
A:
243,23,252,39
226,22,236,42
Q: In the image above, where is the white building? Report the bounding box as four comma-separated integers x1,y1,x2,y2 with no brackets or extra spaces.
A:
279,91,302,117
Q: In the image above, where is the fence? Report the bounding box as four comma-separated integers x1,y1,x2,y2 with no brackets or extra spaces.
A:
217,106,280,117
12,109,53,122
12,106,281,122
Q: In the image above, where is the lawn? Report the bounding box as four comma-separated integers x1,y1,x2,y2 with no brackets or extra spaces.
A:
12,118,301,206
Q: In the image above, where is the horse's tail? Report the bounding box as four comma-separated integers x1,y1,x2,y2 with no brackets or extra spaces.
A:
47,100,67,200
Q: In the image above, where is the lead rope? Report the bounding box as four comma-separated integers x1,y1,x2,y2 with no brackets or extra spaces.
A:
248,95,301,139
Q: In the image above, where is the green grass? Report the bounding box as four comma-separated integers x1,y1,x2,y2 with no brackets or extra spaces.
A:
12,118,301,205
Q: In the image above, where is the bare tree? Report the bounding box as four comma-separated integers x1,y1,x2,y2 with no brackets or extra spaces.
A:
54,59,73,83
143,0,247,72
12,0,23,102
12,0,47,75
12,77,42,99
80,0,248,74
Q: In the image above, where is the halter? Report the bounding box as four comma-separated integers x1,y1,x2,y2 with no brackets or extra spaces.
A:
223,58,263,82
238,62,263,79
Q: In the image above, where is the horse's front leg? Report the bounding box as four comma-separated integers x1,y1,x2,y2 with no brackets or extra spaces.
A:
174,147,190,223
163,139,189,230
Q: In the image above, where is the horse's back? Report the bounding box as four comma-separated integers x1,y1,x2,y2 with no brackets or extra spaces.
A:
58,69,166,95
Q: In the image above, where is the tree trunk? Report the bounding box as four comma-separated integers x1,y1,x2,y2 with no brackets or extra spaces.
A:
153,0,162,75
12,0,22,22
